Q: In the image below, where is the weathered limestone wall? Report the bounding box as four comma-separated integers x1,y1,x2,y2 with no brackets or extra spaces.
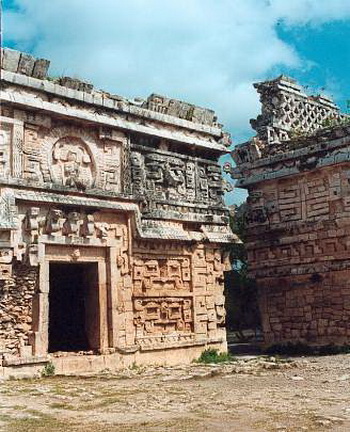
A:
0,262,38,355
260,271,350,345
230,76,350,346
0,47,236,375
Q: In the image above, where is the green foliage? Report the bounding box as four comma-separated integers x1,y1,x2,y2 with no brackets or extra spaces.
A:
289,127,306,139
41,362,55,377
130,361,138,370
195,348,234,364
224,204,261,333
321,115,350,129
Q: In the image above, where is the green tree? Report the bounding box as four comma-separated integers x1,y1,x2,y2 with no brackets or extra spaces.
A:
224,204,261,338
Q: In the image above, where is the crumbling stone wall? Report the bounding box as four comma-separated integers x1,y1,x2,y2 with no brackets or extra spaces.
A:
0,262,38,355
230,76,350,346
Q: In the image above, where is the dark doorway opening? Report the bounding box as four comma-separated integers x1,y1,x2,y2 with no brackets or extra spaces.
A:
48,262,99,353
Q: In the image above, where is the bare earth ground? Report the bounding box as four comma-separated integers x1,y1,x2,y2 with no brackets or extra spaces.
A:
0,354,349,432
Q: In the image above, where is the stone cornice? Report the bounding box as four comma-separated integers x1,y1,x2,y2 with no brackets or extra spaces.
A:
235,132,350,187
3,187,237,244
1,70,228,153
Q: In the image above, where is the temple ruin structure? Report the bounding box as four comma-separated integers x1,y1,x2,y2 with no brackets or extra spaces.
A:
0,48,237,377
230,76,350,347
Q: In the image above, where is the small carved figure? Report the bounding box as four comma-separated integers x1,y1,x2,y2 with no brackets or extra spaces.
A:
64,152,81,187
71,249,81,261
23,207,40,241
45,209,63,235
63,211,80,236
215,295,226,326
95,222,109,238
80,214,95,237
26,244,39,266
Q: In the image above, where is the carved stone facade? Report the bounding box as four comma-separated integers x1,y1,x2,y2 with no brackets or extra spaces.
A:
0,49,236,376
230,76,350,347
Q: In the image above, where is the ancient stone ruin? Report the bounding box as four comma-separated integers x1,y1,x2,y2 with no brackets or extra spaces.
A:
0,48,237,377
231,75,350,347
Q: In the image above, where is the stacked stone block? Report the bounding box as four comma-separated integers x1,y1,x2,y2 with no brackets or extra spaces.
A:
231,76,350,346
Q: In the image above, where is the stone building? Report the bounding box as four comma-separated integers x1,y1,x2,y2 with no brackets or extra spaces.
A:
230,76,350,347
0,48,236,377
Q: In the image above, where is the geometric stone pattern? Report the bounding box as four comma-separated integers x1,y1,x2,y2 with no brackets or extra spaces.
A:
130,145,224,210
231,76,350,347
0,48,236,367
250,75,348,146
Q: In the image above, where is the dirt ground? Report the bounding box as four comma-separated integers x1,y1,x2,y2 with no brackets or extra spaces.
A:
0,354,349,432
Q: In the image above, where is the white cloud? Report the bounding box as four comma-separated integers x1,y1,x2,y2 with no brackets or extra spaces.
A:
270,0,350,25
3,0,350,140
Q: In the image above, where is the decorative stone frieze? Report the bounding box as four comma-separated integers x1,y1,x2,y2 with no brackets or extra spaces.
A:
0,48,236,374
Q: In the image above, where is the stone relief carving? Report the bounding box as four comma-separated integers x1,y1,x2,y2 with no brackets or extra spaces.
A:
23,207,40,242
25,244,39,266
0,48,233,363
215,295,226,326
95,222,109,238
133,256,191,293
192,247,225,290
0,191,17,229
134,297,193,337
45,209,64,236
130,152,145,196
101,141,121,192
0,127,11,179
18,207,129,248
130,149,224,207
51,137,95,189
63,212,80,236
80,214,95,238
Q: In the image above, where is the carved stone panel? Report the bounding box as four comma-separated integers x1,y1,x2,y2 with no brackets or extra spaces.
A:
130,148,225,209
0,117,24,180
134,297,193,338
0,125,11,179
50,137,96,189
133,255,191,295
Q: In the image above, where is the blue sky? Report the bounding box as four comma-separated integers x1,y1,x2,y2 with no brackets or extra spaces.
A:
276,21,350,113
2,0,350,204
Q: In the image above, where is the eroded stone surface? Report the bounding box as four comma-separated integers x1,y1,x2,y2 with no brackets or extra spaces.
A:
0,48,237,375
230,76,350,346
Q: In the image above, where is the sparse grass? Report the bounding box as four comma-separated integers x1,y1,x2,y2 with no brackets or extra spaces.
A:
41,362,55,377
49,402,72,410
2,411,199,432
4,410,73,432
1,357,349,432
128,361,146,374
195,348,235,364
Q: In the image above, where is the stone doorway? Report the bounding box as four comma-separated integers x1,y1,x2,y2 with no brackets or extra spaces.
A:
48,262,100,353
